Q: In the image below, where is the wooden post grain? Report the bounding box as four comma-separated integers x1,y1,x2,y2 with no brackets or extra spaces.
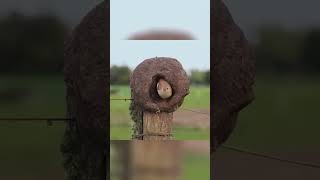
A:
143,112,173,140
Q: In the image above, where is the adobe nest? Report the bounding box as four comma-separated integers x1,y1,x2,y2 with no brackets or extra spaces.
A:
130,57,190,113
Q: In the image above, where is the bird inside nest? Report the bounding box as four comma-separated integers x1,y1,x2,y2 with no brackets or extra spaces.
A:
157,78,172,99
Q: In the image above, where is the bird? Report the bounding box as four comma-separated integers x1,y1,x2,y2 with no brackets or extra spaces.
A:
157,79,172,99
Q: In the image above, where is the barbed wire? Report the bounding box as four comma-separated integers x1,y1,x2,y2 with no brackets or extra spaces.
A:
0,97,209,124
2,99,319,170
0,118,71,126
110,98,133,101
0,118,71,121
110,97,210,117
179,108,210,117
220,145,320,169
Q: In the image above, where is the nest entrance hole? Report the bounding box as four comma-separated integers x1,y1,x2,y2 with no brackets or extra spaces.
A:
149,74,175,102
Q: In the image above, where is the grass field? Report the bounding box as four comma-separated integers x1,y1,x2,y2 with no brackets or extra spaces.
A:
0,123,65,180
0,74,66,117
0,75,210,179
183,152,210,180
226,75,320,151
111,125,210,140
0,75,66,179
110,85,210,140
1,74,320,179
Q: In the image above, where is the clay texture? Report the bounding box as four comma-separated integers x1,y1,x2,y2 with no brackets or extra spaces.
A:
130,57,190,113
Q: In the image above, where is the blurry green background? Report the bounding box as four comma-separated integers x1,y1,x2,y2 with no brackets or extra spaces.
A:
226,75,320,151
221,1,320,153
183,152,210,180
0,0,101,179
215,0,320,179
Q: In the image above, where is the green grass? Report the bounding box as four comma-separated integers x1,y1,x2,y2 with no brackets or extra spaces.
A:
110,85,210,140
0,74,66,117
226,75,320,151
182,153,210,180
2,74,320,178
0,123,66,180
174,127,210,140
0,75,66,179
0,76,210,178
182,85,210,108
110,124,133,140
110,85,210,117
111,124,210,140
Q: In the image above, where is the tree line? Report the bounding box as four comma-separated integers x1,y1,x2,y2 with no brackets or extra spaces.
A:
0,12,319,75
110,65,210,85
0,12,68,74
254,25,320,74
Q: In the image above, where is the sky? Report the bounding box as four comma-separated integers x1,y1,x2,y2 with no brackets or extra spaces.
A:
110,0,210,71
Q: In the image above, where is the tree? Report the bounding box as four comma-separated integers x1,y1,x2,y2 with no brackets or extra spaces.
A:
0,12,68,74
255,25,303,73
301,28,320,72
189,70,209,85
110,65,131,85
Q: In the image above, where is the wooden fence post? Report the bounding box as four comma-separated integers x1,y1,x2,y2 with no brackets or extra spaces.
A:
143,112,173,140
130,57,190,140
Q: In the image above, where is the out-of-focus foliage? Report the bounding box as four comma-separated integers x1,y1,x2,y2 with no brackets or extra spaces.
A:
110,64,210,85
301,28,320,72
1,12,320,76
110,65,131,85
0,12,68,74
254,25,320,74
189,70,210,85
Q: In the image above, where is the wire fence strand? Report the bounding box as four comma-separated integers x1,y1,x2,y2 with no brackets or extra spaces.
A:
0,98,210,123
1,97,319,170
220,145,320,169
179,108,210,117
110,97,210,117
0,118,71,121
0,118,71,126
110,98,133,101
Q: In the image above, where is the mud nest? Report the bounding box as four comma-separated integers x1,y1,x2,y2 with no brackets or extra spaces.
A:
127,29,195,40
64,1,108,143
130,57,190,113
212,1,255,151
